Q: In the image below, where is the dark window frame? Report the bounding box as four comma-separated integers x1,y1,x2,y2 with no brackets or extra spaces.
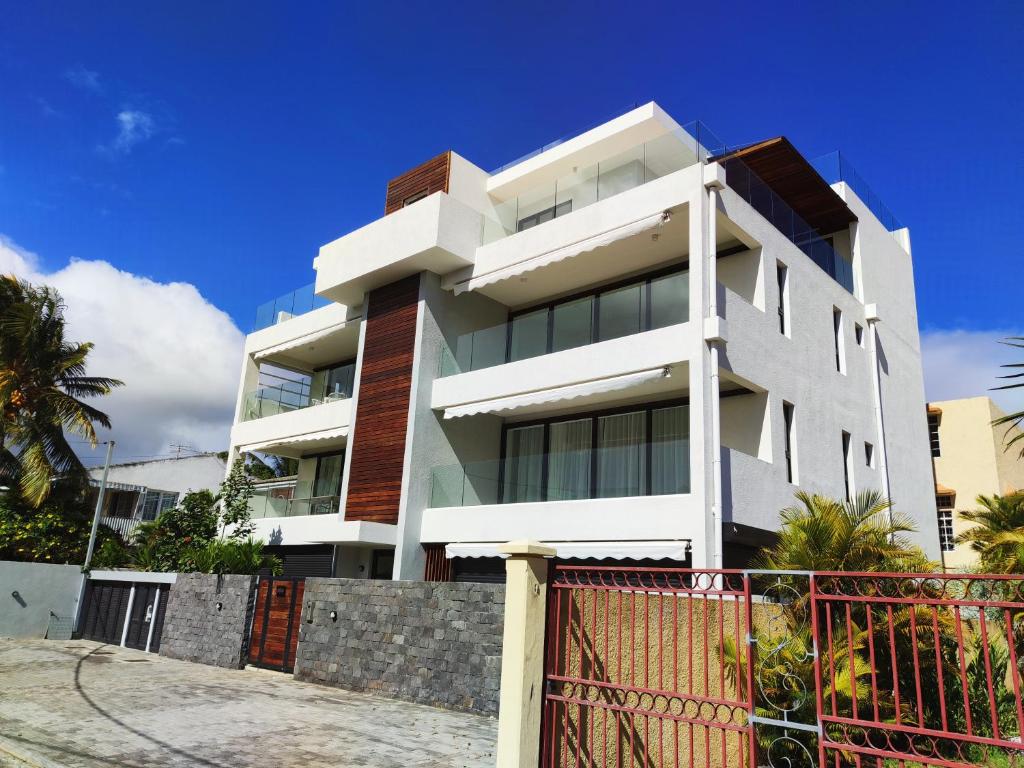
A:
497,397,690,503
841,430,853,502
782,401,796,484
776,262,789,336
928,414,941,457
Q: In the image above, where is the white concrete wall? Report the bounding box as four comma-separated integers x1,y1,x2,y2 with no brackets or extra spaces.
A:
88,454,226,495
0,561,84,639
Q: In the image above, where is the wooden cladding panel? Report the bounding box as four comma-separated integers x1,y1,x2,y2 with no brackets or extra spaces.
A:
424,544,454,582
384,151,451,215
344,275,420,524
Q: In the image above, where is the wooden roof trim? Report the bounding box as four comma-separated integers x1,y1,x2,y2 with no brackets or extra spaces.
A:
711,136,858,236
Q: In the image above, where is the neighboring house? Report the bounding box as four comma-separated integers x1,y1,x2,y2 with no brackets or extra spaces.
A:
228,102,938,581
88,453,227,541
928,397,1024,570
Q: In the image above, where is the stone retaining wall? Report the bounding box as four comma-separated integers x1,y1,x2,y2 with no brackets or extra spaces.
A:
159,573,256,669
294,578,505,715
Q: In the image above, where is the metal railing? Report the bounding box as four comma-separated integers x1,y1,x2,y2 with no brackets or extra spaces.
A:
99,516,142,541
242,364,355,422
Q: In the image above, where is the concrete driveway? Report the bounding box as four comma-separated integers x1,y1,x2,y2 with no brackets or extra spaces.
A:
0,639,497,768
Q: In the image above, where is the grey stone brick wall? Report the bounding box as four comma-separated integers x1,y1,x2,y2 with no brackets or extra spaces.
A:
159,573,256,669
294,578,505,715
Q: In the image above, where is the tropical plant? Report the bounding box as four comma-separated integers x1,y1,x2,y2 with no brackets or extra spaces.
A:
90,535,131,569
184,537,281,576
0,276,123,506
756,489,937,573
0,479,121,563
955,492,1024,573
993,336,1024,457
219,457,255,540
131,489,219,571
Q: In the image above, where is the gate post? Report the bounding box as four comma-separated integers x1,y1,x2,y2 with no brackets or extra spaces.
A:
496,540,556,768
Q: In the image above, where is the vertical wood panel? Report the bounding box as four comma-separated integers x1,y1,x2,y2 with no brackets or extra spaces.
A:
344,275,420,524
384,152,450,215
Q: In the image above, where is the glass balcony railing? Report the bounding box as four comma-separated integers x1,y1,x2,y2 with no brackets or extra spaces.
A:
242,364,355,421
250,493,340,520
253,282,330,332
429,446,690,509
439,270,688,376
811,151,905,236
481,124,714,244
719,156,855,293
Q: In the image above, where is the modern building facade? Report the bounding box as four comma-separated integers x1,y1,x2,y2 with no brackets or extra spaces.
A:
88,452,227,541
929,396,1024,570
227,102,939,580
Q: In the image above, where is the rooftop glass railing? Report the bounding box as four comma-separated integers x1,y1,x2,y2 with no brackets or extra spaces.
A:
439,270,688,376
253,282,331,332
242,364,355,421
717,154,855,293
481,122,719,245
811,151,905,236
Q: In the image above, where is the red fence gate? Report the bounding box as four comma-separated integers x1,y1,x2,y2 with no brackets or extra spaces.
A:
540,565,754,768
540,567,1024,768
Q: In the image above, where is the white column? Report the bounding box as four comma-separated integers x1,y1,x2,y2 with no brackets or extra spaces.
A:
144,587,161,653
119,583,136,648
495,540,556,768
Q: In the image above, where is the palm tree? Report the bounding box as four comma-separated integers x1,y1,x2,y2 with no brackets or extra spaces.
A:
756,489,936,572
993,336,1024,457
955,492,1024,573
0,276,123,505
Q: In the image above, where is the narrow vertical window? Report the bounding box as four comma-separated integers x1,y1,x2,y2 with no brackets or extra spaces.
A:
936,505,955,552
864,441,875,468
928,413,941,457
833,307,846,374
854,322,865,347
841,430,853,502
776,262,789,336
782,401,796,483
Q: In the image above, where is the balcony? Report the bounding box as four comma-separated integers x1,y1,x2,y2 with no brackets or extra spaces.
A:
481,128,701,244
440,269,688,376
253,282,330,332
250,492,340,520
315,191,481,306
231,395,351,459
811,151,905,237
241,364,355,422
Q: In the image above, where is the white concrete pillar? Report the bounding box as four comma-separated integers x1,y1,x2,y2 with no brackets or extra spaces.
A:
495,540,556,768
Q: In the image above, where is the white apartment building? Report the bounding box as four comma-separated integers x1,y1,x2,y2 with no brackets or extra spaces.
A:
227,102,939,580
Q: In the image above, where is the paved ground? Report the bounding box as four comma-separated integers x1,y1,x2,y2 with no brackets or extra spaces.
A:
0,639,497,768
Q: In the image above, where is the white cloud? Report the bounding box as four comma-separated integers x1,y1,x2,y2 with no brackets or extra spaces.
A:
921,328,1024,414
0,236,244,463
108,109,156,154
63,65,101,93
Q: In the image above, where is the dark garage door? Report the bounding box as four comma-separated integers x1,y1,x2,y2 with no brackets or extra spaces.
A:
79,579,169,651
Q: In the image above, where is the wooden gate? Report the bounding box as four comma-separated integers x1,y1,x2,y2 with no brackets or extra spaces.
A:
540,565,754,768
248,577,304,672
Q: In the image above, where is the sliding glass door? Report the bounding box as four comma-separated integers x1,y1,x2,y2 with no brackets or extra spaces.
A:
500,402,690,503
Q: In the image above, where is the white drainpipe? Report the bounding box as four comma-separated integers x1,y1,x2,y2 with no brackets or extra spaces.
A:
866,306,893,519
704,168,725,570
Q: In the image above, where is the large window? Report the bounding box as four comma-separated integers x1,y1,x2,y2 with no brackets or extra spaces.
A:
319,360,356,401
500,402,690,503
446,267,689,376
309,451,345,514
140,490,178,521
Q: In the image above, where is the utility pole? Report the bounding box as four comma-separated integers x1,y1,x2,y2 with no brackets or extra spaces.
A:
83,440,115,571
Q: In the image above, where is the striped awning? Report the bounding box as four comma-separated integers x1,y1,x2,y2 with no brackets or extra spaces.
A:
444,541,691,561
452,211,670,295
241,426,349,455
442,367,671,420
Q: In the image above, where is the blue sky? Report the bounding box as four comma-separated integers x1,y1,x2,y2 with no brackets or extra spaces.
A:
3,1,1022,330
1,2,1022,458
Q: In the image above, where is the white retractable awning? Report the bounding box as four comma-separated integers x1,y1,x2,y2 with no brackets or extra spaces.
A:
442,366,670,420
444,541,690,561
452,211,670,295
253,322,354,361
240,425,349,455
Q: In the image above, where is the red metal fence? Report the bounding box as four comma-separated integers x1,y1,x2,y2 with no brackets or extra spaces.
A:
539,567,1024,768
